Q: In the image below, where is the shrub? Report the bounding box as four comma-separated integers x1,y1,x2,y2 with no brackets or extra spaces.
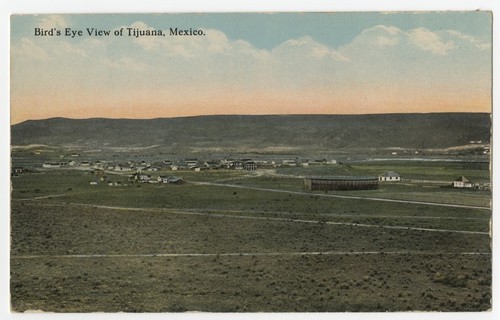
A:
432,271,468,288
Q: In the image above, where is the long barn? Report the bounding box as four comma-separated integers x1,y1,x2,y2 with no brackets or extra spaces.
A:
303,176,379,191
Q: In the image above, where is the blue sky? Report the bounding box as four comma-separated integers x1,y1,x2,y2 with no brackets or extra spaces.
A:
10,12,492,123
12,12,491,49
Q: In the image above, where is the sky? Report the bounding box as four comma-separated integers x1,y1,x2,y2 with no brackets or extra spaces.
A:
10,12,492,124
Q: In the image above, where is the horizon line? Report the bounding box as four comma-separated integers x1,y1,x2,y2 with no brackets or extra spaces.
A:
11,111,492,125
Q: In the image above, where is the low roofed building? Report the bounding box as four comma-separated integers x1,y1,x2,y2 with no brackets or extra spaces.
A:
453,176,473,188
304,176,379,191
379,171,401,182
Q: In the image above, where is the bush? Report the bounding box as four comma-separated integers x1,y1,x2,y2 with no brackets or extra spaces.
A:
432,271,468,288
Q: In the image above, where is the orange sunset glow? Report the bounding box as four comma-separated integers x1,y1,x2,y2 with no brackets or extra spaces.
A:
10,13,492,124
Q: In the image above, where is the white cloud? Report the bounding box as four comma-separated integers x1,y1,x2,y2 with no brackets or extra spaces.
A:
359,25,402,47
128,21,162,51
12,38,49,61
233,40,269,59
345,25,462,57
375,36,399,47
331,52,350,62
273,36,348,61
37,15,69,30
446,30,491,50
203,30,232,54
408,28,455,56
57,42,87,57
362,25,401,36
127,22,346,64
127,22,269,63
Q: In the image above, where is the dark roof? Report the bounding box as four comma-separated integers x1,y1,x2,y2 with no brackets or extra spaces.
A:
306,176,378,181
455,176,471,182
167,176,183,182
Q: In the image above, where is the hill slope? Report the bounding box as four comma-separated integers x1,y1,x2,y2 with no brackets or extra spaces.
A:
11,113,490,151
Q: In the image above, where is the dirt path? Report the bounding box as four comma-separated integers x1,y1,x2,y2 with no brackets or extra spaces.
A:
12,250,491,260
191,181,490,211
16,193,68,200
40,202,488,236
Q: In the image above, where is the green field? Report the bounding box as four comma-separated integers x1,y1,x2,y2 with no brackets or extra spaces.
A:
10,160,491,312
277,160,490,182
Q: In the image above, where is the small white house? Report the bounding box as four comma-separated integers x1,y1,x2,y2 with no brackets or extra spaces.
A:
138,174,151,182
232,161,244,170
453,176,473,188
158,176,183,184
114,164,132,172
43,162,61,168
165,176,184,184
282,159,296,166
379,171,401,182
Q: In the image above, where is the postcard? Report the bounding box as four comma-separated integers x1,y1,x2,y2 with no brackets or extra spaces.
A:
9,12,492,313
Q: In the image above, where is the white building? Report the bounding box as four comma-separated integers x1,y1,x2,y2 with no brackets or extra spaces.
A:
114,164,132,171
42,162,62,168
379,171,401,182
453,176,473,188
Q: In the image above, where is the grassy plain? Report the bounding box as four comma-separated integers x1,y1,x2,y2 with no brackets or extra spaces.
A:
10,160,491,312
226,175,491,208
277,160,490,182
11,202,491,312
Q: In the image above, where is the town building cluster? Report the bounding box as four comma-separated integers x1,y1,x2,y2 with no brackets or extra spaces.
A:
12,156,489,191
40,157,339,172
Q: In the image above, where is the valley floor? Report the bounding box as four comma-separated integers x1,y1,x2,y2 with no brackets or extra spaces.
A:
9,161,492,312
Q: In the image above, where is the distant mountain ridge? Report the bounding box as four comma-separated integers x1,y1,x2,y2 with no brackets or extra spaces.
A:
11,113,491,151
